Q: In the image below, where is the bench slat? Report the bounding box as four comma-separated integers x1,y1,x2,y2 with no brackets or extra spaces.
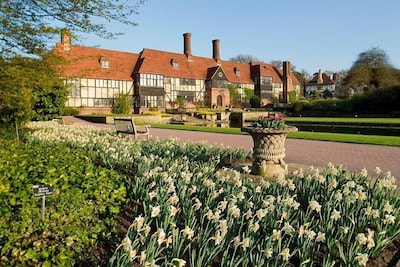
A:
114,118,150,140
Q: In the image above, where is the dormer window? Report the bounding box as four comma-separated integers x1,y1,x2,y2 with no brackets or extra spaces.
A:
234,67,241,76
171,59,179,69
101,59,109,68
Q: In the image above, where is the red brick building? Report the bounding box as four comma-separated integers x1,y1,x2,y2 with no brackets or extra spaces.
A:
54,32,300,114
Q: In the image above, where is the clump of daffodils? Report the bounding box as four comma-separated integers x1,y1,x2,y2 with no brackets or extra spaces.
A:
26,122,400,267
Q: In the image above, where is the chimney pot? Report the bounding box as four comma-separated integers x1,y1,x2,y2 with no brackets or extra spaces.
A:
61,29,71,51
183,33,192,58
318,69,323,84
212,39,220,62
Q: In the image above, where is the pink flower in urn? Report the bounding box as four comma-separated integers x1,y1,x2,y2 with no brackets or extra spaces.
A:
252,113,287,129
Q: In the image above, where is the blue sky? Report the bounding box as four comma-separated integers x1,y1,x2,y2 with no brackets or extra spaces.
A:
77,0,400,74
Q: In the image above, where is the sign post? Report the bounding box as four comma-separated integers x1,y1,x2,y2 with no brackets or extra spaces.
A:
33,185,54,220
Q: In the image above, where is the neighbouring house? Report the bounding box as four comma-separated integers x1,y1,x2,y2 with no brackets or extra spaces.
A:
305,69,339,98
54,32,301,114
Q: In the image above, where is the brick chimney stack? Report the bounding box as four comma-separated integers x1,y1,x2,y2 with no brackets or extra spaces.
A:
183,32,192,58
61,29,71,51
212,39,221,63
282,61,292,103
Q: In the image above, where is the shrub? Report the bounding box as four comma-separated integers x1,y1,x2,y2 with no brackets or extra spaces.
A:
60,107,79,116
250,95,261,108
113,92,133,114
288,90,297,103
0,140,127,266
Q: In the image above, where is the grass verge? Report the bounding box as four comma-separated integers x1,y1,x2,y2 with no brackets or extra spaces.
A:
150,123,400,147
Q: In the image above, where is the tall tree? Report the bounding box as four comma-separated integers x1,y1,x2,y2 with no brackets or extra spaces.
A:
0,0,146,57
229,54,261,64
269,60,282,69
293,69,311,97
344,47,400,91
0,55,68,125
270,59,297,72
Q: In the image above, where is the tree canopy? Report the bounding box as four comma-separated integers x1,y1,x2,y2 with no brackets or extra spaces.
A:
0,55,68,125
344,47,400,91
229,54,261,64
0,0,146,56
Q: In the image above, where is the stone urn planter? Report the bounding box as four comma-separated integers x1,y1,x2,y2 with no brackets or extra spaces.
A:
241,126,298,178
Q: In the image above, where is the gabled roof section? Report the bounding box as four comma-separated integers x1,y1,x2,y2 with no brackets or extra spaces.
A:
53,43,138,80
251,62,282,83
135,48,216,79
219,60,253,84
135,49,254,84
308,73,334,85
206,66,220,80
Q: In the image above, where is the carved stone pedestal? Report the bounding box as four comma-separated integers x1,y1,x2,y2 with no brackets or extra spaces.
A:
241,126,298,178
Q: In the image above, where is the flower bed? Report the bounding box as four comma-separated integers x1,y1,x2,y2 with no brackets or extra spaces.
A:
22,122,400,266
0,139,127,266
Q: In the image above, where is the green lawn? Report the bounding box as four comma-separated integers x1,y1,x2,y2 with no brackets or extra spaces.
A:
284,117,400,124
150,123,400,147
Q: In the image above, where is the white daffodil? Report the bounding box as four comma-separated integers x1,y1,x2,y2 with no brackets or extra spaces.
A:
228,204,241,218
309,200,322,213
133,215,145,230
356,233,368,246
264,248,273,258
245,208,253,219
242,165,251,174
122,236,132,251
330,209,341,221
384,201,394,214
272,229,282,241
148,190,157,200
172,258,187,267
129,249,137,261
383,214,396,224
181,226,194,240
233,236,241,248
241,237,250,250
282,222,295,235
360,168,368,178
298,225,305,237
151,206,161,218
168,193,179,205
139,251,147,264
355,253,368,266
335,192,343,201
211,231,224,245
217,199,228,212
193,198,202,211
156,229,166,246
250,221,260,233
316,231,326,243
256,208,268,220
305,229,316,240
341,226,349,235
170,205,179,217
279,248,291,261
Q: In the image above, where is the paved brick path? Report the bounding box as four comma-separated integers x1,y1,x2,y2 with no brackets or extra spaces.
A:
149,128,400,180
65,116,400,183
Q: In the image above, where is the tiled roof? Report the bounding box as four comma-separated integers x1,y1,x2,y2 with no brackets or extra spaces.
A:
251,62,300,85
134,49,254,84
219,60,253,84
53,38,299,86
53,43,138,80
308,72,334,85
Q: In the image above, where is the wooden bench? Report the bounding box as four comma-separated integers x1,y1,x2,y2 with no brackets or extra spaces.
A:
114,118,150,140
